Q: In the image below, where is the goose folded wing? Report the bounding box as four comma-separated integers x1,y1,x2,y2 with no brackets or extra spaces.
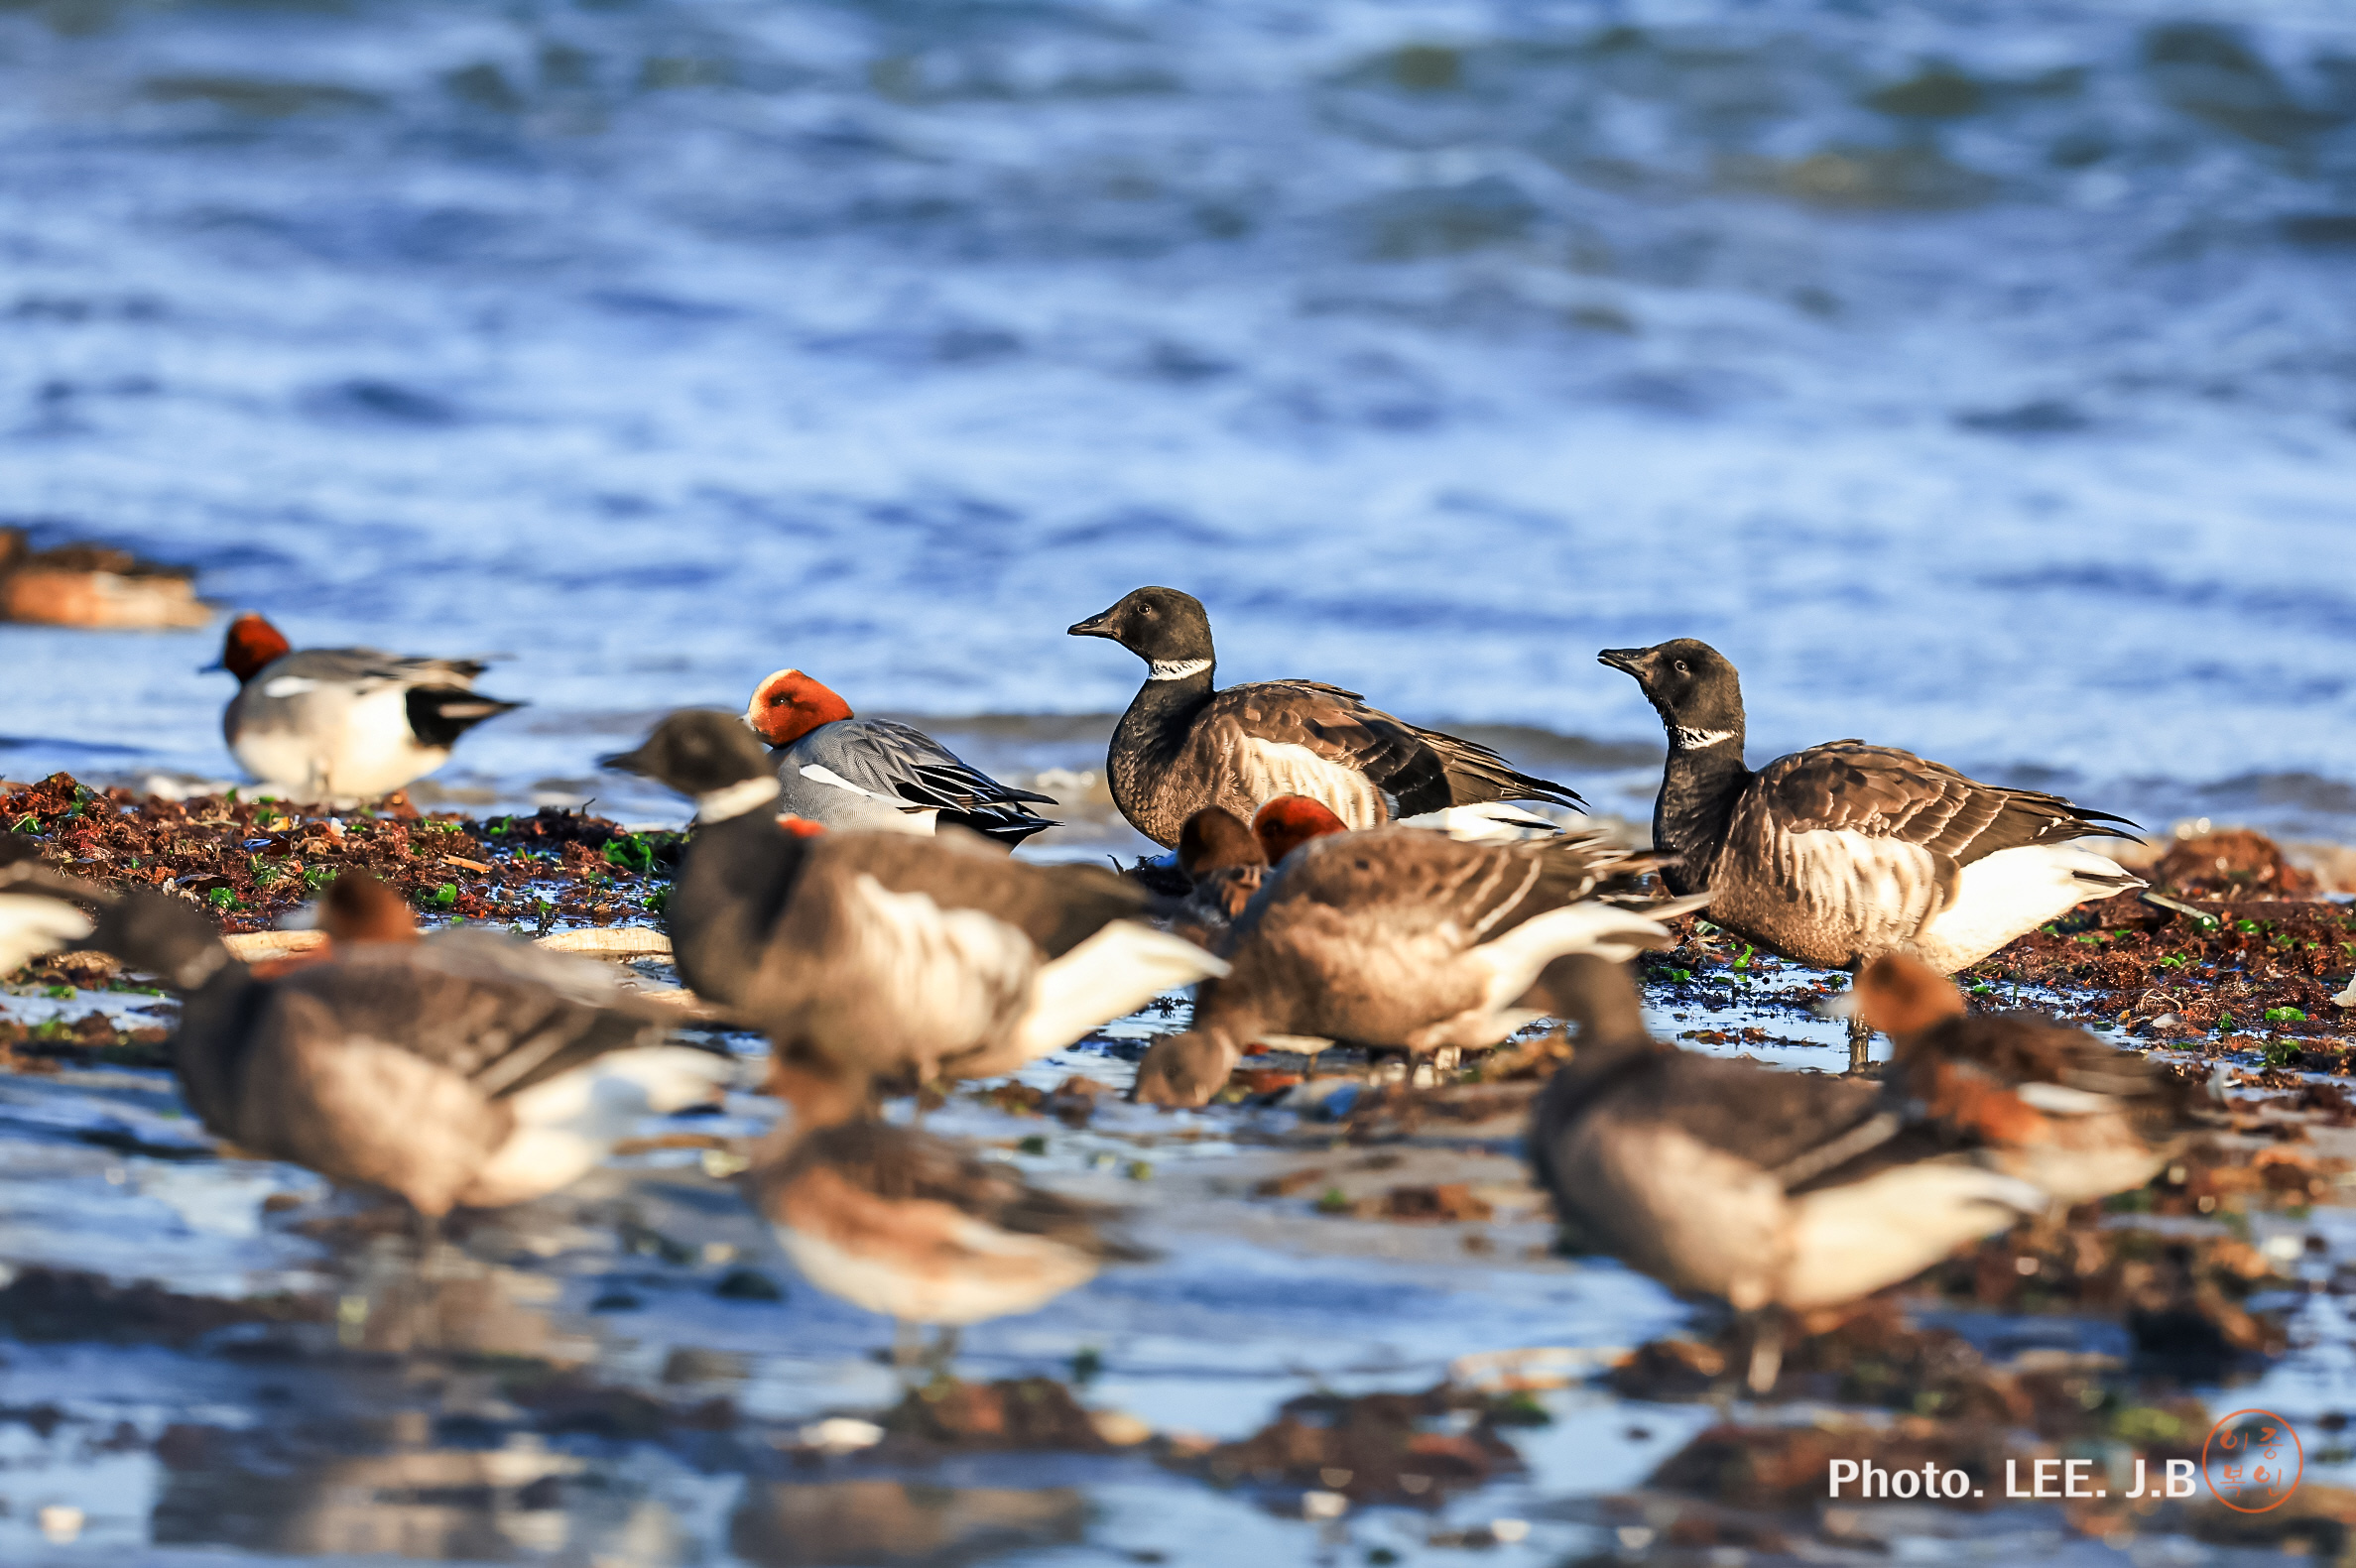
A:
1757,744,2133,866
1287,829,1647,944
1197,682,1453,814
280,953,679,1099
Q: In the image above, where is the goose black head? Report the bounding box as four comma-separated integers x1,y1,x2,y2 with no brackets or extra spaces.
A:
1597,639,1745,752
1525,953,1652,1049
601,710,778,810
85,892,231,993
1067,586,1215,668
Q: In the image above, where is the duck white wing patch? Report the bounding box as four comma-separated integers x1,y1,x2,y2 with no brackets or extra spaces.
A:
1227,740,1386,829
0,894,92,974
799,765,937,832
1911,844,2145,973
260,675,322,699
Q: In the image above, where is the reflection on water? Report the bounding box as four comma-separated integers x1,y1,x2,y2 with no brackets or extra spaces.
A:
729,1481,1088,1568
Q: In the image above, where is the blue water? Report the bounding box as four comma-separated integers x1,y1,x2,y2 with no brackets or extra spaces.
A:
2,0,2354,840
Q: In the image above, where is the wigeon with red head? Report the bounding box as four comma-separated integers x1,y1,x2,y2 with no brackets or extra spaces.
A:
1527,954,2048,1391
1249,794,1349,865
1840,952,2194,1205
209,612,523,804
748,1054,1151,1370
1068,586,1583,848
1134,824,1695,1108
743,667,1057,847
604,711,1226,1095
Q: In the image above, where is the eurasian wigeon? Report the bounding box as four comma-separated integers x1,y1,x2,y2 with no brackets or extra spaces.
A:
1526,954,2047,1389
751,1060,1149,1366
1068,587,1582,847
1599,639,2140,1067
1839,951,2194,1206
601,711,1225,1093
210,612,524,803
83,889,732,1215
1133,815,1684,1106
745,667,1057,847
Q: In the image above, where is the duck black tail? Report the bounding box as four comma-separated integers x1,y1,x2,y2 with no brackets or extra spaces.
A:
407,687,526,749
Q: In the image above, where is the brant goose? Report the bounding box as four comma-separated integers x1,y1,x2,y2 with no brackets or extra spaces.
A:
1838,952,2192,1206
602,711,1224,1092
752,1060,1149,1366
745,667,1057,847
210,613,523,803
83,889,731,1214
1069,587,1582,846
1527,954,2047,1388
1133,820,1683,1106
1599,639,2140,1065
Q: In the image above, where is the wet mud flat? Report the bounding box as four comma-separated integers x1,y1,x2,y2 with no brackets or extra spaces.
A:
5,779,2356,1564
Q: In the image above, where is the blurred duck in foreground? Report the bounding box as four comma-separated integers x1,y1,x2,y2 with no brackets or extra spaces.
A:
1134,799,1690,1106
752,1060,1151,1368
1526,954,2049,1391
84,876,732,1215
1835,951,2196,1205
0,835,110,973
1600,639,2141,1068
210,612,524,804
745,666,1058,847
604,711,1224,1095
0,528,209,630
1070,586,1578,847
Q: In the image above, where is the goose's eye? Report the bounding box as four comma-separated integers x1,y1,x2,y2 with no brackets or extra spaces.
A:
1673,661,1690,676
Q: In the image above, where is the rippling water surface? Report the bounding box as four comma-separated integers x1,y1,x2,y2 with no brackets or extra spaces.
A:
6,6,2356,1564
0,0,2352,836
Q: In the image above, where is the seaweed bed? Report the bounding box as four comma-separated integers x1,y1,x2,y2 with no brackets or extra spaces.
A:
8,775,2356,1562
0,771,680,937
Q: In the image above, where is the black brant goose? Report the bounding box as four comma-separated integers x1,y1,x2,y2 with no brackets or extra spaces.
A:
602,711,1224,1093
1133,807,1685,1106
84,889,730,1215
1069,587,1582,847
1599,639,2141,1067
1526,954,2047,1389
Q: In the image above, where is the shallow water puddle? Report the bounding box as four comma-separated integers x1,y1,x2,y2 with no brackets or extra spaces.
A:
4,982,2356,1566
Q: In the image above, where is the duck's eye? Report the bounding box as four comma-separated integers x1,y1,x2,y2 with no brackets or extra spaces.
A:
1673,661,1689,676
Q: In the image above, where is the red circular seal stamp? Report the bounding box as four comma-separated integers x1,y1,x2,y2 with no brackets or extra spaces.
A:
2201,1409,2302,1513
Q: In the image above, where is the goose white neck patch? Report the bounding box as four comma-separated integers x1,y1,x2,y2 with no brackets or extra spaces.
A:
1148,659,1212,682
696,776,784,823
1673,727,1737,752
